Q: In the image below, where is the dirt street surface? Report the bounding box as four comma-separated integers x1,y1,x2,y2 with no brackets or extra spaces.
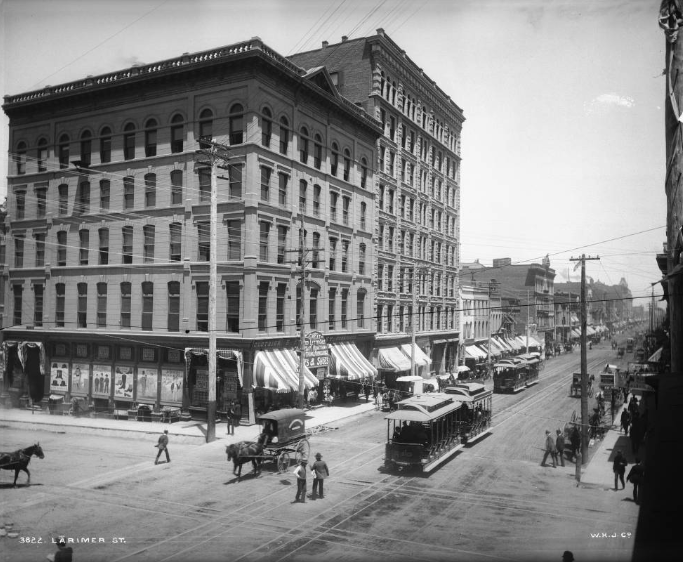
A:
0,344,638,562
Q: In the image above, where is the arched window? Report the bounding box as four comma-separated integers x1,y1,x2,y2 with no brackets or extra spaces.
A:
229,103,244,145
37,138,48,172
145,118,158,157
100,127,112,163
170,114,184,153
299,126,309,164
15,141,27,174
343,148,351,182
313,134,322,169
123,123,136,160
199,109,213,149
279,117,289,155
80,131,92,167
330,142,339,176
262,107,272,147
58,134,70,169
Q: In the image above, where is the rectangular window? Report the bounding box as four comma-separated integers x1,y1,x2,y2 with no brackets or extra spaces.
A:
122,226,133,264
57,231,67,266
75,182,90,214
167,281,180,332
260,167,271,202
97,282,107,328
145,128,157,157
227,220,241,260
278,173,288,206
360,202,367,230
79,230,89,265
330,192,338,222
341,289,348,329
198,222,210,261
342,196,350,225
328,288,336,330
100,180,110,211
359,244,366,275
341,240,349,273
37,144,48,171
313,185,321,217
276,283,286,332
35,233,45,267
226,281,240,333
58,185,68,215
14,238,24,268
259,222,270,261
309,287,318,329
141,282,153,331
196,281,209,331
77,282,87,328
171,170,183,205
299,180,307,214
56,283,65,327
13,285,23,326
277,225,287,265
171,122,184,153
34,284,44,327
329,238,337,271
229,164,243,199
124,177,134,209
144,174,156,207
357,292,365,328
123,290,138,328
258,281,268,332
143,225,155,263
198,167,210,203
15,192,26,220
36,188,47,218
98,229,109,265
170,223,182,262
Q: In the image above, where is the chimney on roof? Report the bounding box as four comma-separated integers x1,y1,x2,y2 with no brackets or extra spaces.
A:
322,41,328,48
341,36,348,42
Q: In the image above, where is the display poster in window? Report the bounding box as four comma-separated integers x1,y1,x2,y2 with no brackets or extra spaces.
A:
195,369,209,390
137,368,158,401
92,364,112,397
161,369,183,403
114,365,134,399
50,362,69,393
70,363,90,396
222,371,239,401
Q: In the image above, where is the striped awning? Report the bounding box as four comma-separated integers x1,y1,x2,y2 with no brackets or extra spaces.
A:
465,345,487,360
329,342,378,380
253,349,318,393
184,348,243,385
400,343,432,367
378,347,412,372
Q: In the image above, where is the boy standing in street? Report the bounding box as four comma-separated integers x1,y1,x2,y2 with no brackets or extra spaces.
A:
293,460,308,503
310,452,330,499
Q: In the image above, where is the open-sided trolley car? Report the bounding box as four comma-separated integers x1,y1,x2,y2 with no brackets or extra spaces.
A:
442,382,493,444
493,359,527,393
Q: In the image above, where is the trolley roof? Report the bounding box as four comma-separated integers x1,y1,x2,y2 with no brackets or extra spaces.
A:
385,395,462,422
443,383,492,402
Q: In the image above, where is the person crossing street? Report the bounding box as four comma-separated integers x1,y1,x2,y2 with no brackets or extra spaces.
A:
541,430,557,468
154,429,170,465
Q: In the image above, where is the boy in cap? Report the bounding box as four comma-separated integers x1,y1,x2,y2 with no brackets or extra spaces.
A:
293,459,308,503
155,429,170,465
310,452,330,499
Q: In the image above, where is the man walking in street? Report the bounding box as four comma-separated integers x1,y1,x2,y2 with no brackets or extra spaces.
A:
310,452,330,499
541,430,557,468
612,449,628,490
555,429,566,467
155,429,170,465
293,459,308,503
627,458,645,504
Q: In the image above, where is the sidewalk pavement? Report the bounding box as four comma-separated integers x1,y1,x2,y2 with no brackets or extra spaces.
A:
0,399,378,446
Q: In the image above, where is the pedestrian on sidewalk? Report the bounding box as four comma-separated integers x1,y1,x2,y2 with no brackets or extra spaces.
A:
293,459,308,503
555,429,566,467
620,409,631,436
541,430,557,467
627,458,645,504
364,381,371,402
612,449,627,490
310,452,330,499
569,426,581,462
154,429,170,465
226,400,236,436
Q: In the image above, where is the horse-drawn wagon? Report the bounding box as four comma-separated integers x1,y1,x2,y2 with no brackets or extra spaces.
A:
226,409,310,480
0,443,44,486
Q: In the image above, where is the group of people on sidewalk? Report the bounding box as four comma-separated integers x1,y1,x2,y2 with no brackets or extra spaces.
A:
541,428,580,468
612,449,645,504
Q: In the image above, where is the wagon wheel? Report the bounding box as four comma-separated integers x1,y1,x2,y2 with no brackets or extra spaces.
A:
277,451,291,473
294,438,310,464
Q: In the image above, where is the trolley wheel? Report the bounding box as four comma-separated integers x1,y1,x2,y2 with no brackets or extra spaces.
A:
295,438,310,463
277,452,291,473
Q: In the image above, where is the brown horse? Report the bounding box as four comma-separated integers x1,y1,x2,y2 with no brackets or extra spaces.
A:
226,441,263,481
0,443,45,487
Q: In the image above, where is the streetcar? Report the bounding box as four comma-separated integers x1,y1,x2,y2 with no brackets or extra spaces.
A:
384,394,465,473
517,353,541,386
442,382,493,444
492,359,527,393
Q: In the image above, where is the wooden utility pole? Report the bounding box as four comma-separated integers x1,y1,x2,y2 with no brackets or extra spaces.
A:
196,139,230,443
298,216,307,409
570,254,599,464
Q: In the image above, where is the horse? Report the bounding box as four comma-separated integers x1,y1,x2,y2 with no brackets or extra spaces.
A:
0,443,45,487
226,441,263,482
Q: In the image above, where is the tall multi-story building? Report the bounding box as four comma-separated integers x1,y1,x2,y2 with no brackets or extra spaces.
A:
1,38,382,421
289,29,464,377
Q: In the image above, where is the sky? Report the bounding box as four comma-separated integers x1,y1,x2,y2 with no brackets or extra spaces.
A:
0,0,668,310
